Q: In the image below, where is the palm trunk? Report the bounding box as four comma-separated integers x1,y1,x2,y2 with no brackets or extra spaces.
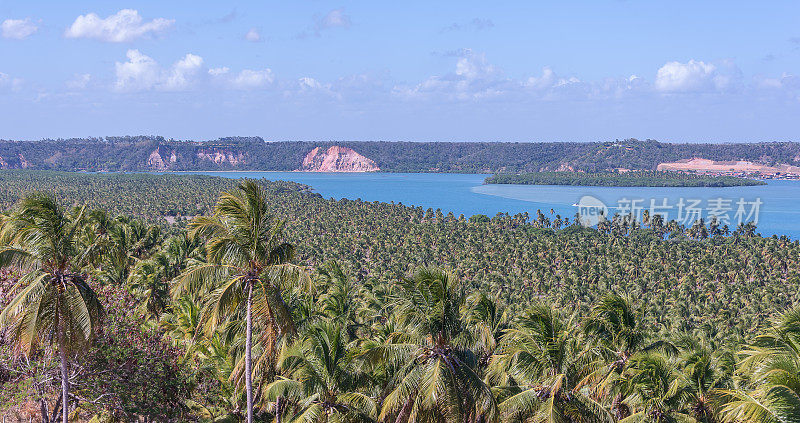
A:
39,398,49,423
246,281,254,423
59,325,69,423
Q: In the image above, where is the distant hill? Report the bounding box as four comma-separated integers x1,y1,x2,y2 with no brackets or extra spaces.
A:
0,136,799,173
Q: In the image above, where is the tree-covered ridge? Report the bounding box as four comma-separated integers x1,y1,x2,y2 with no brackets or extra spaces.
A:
484,171,767,187
1,173,799,421
1,137,800,172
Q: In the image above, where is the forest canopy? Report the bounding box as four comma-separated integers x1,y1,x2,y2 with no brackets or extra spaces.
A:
1,137,800,172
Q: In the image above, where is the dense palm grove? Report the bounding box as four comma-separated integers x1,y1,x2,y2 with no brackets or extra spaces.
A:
1,173,800,422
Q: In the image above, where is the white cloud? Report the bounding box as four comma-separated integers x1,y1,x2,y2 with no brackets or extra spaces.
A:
65,9,174,42
0,72,23,91
115,50,160,91
66,73,92,90
114,50,204,92
230,69,275,89
297,8,352,38
162,54,204,91
297,77,340,98
317,9,351,30
245,28,261,42
2,18,38,40
455,52,498,80
208,67,230,76
655,60,719,92
395,52,509,100
524,68,558,90
299,77,324,90
396,51,643,102
442,18,494,32
754,73,799,94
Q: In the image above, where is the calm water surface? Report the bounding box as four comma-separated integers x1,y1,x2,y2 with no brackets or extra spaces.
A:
180,172,800,239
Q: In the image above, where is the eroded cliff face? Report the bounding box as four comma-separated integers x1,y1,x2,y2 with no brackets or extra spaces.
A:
196,149,246,166
147,147,246,170
147,148,178,170
0,154,30,169
299,146,379,172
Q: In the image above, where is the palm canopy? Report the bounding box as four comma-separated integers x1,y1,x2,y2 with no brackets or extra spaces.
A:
464,292,509,370
369,266,498,423
715,307,800,423
0,194,104,356
490,304,611,423
674,336,734,423
265,321,376,423
581,294,677,420
173,179,299,337
584,293,647,358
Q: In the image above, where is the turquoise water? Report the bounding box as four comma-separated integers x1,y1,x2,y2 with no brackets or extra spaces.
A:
181,172,800,239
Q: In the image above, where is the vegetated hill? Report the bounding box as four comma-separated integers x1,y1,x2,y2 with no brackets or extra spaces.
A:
0,136,799,172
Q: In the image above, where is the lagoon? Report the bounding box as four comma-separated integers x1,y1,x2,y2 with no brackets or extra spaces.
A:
177,172,800,239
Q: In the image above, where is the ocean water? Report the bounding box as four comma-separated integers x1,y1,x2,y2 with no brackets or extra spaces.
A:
179,172,800,239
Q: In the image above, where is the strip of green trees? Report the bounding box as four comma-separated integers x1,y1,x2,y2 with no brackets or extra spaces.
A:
485,171,766,187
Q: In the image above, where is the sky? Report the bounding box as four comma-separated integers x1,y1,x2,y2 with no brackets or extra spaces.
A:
0,1,798,142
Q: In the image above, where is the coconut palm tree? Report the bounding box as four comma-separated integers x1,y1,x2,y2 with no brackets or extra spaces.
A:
316,260,361,338
714,306,800,423
619,353,695,423
265,321,376,423
674,336,734,423
464,292,508,372
489,304,611,423
582,293,677,418
173,180,303,423
366,266,497,423
0,194,104,423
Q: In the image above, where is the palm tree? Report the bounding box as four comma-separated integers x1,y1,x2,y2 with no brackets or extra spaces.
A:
582,294,675,420
675,337,733,423
464,292,508,371
265,321,376,423
128,234,200,319
489,304,611,423
620,353,695,423
173,180,303,423
584,294,648,364
366,266,497,423
316,260,361,338
127,258,170,318
714,306,800,423
0,194,104,423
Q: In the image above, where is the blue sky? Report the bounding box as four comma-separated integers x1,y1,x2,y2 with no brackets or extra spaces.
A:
0,1,798,142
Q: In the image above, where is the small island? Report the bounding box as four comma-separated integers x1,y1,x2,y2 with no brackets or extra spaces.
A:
484,171,767,187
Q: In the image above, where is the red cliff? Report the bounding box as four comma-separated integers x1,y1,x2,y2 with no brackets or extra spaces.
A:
299,146,380,172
